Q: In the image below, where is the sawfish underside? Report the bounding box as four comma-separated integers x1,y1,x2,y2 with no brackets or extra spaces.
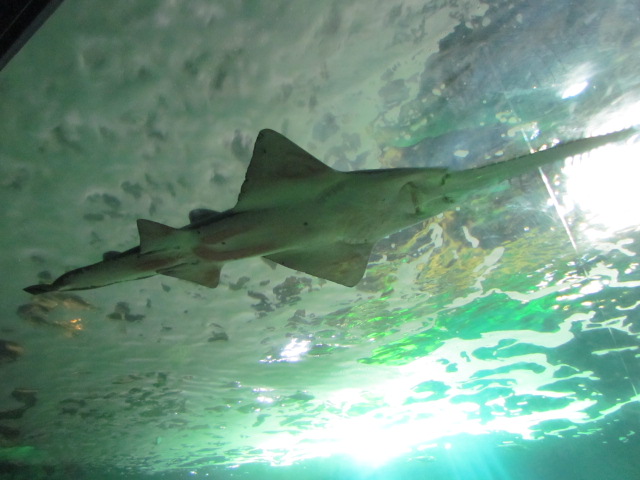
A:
24,127,636,294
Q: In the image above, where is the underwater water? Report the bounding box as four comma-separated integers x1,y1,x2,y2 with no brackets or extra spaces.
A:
1,0,640,478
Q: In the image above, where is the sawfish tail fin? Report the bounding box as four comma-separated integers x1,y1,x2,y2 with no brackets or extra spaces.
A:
446,127,637,192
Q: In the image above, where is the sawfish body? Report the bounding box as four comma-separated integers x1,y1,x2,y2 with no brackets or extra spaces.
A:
24,127,635,294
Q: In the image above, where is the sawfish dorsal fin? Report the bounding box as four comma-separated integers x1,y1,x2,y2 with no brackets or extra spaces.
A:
265,241,374,287
235,129,335,209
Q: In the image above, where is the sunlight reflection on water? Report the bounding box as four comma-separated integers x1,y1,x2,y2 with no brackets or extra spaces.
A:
562,133,640,239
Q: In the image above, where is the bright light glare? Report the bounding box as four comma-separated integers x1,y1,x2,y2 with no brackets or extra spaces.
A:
329,418,412,466
562,137,640,238
561,81,589,99
280,338,311,362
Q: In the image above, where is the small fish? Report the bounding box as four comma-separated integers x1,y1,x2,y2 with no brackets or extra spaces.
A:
24,127,636,294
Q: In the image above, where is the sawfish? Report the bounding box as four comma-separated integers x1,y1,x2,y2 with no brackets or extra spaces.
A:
24,127,635,294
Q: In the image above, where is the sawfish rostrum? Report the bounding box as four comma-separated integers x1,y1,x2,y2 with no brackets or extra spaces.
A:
24,127,636,294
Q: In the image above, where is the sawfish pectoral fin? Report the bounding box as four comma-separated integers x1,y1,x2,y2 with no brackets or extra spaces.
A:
264,242,374,287
157,263,221,288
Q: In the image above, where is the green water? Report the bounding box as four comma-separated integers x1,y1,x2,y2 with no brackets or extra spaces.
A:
1,0,639,478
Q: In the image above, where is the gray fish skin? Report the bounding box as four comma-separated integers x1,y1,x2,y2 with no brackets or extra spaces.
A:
24,127,637,294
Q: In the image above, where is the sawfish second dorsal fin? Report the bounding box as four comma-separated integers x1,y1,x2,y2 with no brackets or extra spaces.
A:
235,129,336,209
137,219,178,254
